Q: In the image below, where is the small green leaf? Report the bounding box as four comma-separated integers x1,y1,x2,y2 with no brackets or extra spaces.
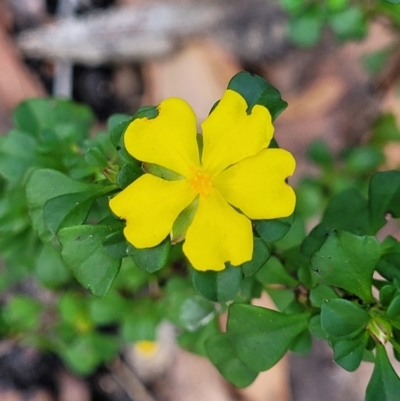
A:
206,333,258,388
256,256,297,286
3,295,42,331
89,292,128,325
35,243,72,288
306,139,333,170
171,199,198,244
329,6,367,41
301,223,330,257
311,231,380,303
289,329,312,356
26,169,95,241
127,239,171,273
61,333,118,376
102,230,128,259
369,170,400,233
0,130,38,183
366,345,400,401
241,238,270,276
265,287,296,311
370,114,400,146
322,188,370,235
44,186,113,235
13,98,93,142
227,71,288,120
333,331,369,371
142,162,183,181
227,303,310,371
116,164,143,189
192,264,243,302
380,285,397,306
59,225,121,297
386,294,400,319
178,320,220,357
309,284,339,308
344,147,384,174
363,48,393,75
288,10,323,47
180,295,216,332
121,301,159,342
321,299,370,338
254,214,295,243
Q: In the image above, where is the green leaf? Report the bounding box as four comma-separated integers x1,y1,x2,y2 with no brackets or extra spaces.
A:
206,333,258,388
171,199,198,244
59,225,121,297
344,147,384,175
3,295,42,332
241,238,270,276
301,223,330,257
109,119,131,147
309,284,339,308
102,230,128,259
311,231,380,303
366,345,400,401
329,6,367,41
295,178,324,218
127,239,171,273
116,164,143,189
192,264,243,302
333,331,369,371
35,243,72,287
288,10,323,47
121,300,159,342
265,287,296,311
254,214,295,243
228,71,288,120
26,169,95,241
308,314,327,339
380,284,397,306
370,113,400,146
61,333,118,376
289,329,312,356
89,292,128,325
43,186,113,235
143,162,183,181
0,130,38,183
306,139,333,170
363,48,393,75
386,294,400,319
13,98,93,142
321,299,370,338
178,320,220,357
227,303,310,371
256,256,298,286
274,215,306,250
369,170,400,233
322,188,370,235
179,295,216,332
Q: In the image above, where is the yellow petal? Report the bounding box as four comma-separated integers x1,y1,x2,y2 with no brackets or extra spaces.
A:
201,90,273,176
213,148,296,220
125,98,200,177
109,175,196,248
183,190,253,271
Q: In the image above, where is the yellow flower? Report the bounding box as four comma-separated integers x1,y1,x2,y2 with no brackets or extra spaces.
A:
109,90,295,271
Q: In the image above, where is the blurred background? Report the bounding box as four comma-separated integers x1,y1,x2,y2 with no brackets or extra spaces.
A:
1,0,400,400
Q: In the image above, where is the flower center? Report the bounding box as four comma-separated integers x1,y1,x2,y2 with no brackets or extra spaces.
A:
188,168,213,197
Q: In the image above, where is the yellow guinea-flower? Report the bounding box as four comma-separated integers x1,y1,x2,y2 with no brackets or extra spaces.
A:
109,89,295,271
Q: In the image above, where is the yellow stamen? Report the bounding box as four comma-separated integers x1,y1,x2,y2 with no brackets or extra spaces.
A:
188,168,213,197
